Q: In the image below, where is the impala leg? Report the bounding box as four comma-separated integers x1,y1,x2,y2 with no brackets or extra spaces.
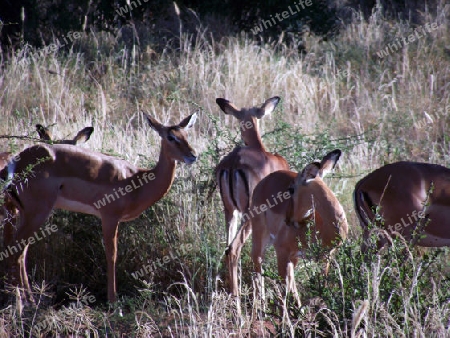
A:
285,261,301,308
223,207,243,300
276,249,301,308
227,219,252,296
323,248,336,276
226,209,240,246
12,206,54,303
251,229,266,317
101,218,120,303
226,218,252,320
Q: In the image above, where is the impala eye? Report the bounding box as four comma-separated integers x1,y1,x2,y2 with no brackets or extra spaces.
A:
167,134,175,142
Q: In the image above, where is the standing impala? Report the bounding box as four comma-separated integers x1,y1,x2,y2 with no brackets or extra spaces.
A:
214,97,289,296
1,113,197,303
1,124,95,251
250,150,348,304
354,161,450,250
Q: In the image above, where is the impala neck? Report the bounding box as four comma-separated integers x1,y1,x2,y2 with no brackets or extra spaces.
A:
241,117,265,150
136,141,177,208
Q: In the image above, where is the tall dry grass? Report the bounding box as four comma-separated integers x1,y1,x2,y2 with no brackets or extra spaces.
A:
0,3,450,336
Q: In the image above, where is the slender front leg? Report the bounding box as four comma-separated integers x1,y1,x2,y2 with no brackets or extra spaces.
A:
101,218,120,303
285,261,301,308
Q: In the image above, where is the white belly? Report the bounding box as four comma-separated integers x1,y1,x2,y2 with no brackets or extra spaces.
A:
55,196,101,218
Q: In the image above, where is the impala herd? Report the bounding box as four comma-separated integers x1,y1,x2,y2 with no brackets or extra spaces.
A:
0,98,449,310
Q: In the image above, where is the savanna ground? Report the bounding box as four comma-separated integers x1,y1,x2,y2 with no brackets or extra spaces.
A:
0,1,450,336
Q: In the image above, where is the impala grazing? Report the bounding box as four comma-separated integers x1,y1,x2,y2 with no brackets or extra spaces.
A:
250,150,348,305
354,161,450,250
1,113,197,303
214,96,289,297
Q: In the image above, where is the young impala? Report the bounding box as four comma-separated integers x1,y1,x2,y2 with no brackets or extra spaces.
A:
354,161,450,250
214,97,289,297
250,150,348,305
1,113,197,303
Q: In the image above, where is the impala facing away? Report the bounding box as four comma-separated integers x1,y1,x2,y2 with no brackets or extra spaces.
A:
354,161,450,250
1,113,196,303
214,97,289,296
250,150,348,304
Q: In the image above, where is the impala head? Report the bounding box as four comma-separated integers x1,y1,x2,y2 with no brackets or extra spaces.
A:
295,150,341,184
215,96,280,146
36,124,52,140
144,113,197,164
289,149,347,243
36,124,94,144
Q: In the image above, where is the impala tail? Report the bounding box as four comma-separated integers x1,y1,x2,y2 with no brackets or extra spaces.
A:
353,177,379,252
353,178,377,229
217,168,250,212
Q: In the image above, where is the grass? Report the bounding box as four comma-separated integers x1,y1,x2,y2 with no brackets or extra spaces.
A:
1,3,450,336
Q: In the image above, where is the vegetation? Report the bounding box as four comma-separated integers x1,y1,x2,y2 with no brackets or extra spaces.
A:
0,1,450,336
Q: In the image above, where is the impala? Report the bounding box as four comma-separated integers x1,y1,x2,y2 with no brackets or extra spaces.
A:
35,124,94,145
0,124,94,171
250,150,348,304
214,96,289,296
1,113,197,303
354,161,450,250
1,124,95,249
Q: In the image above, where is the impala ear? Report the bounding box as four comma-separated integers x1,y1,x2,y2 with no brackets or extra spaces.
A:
216,98,245,119
255,96,281,118
36,124,52,141
318,149,341,178
72,127,94,144
295,162,320,186
178,113,197,129
143,112,164,133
